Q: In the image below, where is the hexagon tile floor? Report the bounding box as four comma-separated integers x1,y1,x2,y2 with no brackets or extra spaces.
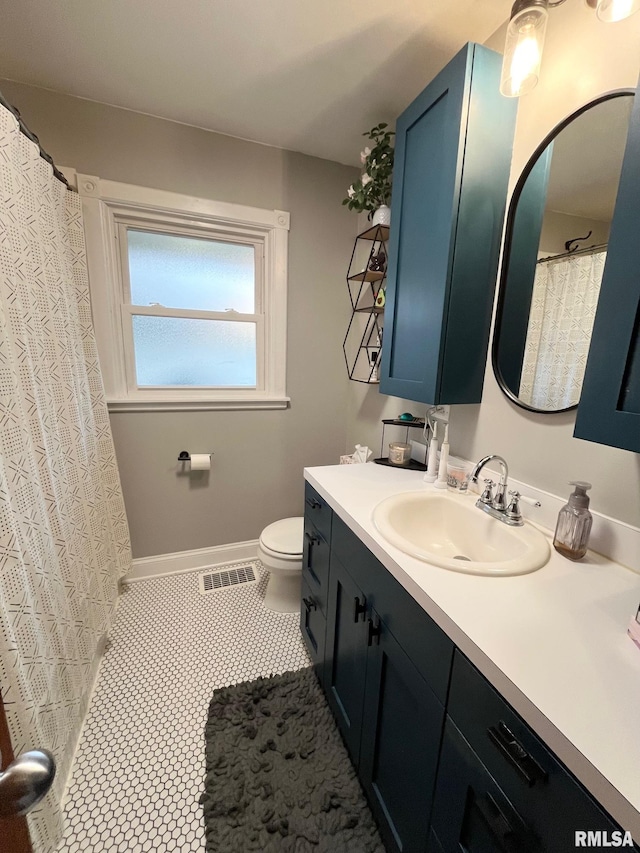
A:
57,562,311,852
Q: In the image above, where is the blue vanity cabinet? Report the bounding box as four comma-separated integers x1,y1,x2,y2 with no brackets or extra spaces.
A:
574,74,640,452
379,42,516,405
301,483,639,850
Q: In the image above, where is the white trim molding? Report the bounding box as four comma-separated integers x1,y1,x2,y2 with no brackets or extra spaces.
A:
125,540,260,583
75,171,290,411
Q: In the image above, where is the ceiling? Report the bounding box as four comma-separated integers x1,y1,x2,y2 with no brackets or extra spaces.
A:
545,94,634,222
0,0,511,166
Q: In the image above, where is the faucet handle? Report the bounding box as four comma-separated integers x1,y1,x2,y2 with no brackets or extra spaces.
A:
506,490,522,522
480,479,494,505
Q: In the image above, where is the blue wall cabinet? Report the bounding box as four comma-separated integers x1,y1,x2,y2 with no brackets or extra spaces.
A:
574,76,640,452
379,43,516,405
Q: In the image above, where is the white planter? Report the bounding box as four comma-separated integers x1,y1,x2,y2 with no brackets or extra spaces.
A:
371,205,391,227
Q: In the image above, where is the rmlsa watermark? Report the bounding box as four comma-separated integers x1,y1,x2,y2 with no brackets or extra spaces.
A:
575,830,634,847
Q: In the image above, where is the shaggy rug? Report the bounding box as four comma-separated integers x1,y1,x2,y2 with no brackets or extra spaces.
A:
200,667,385,852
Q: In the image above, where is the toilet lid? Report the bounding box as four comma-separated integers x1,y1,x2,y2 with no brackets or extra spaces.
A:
260,517,304,556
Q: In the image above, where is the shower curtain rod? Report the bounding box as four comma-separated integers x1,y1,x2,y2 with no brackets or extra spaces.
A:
0,89,74,191
537,242,608,264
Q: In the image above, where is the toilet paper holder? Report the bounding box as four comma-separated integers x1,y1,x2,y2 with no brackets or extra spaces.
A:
177,451,213,462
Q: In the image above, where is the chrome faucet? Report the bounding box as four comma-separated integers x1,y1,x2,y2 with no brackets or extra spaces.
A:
469,455,524,526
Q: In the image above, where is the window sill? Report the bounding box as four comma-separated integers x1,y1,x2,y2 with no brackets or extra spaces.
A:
107,397,291,413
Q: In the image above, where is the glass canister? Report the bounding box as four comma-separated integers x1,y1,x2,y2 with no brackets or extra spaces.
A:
388,442,411,466
446,458,470,492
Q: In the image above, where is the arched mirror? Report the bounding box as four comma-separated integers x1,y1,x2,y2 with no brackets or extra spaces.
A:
492,91,634,413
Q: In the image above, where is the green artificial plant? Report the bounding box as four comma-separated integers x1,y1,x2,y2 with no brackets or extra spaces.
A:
343,123,395,214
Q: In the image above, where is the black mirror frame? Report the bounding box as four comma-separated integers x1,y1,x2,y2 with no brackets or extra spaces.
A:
492,88,635,415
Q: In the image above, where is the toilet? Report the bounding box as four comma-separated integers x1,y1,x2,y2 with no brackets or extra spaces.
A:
258,517,304,612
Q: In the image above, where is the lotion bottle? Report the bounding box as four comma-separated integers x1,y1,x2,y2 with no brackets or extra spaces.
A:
553,482,593,561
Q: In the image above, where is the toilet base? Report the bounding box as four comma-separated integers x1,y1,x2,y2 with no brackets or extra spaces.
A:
263,569,301,613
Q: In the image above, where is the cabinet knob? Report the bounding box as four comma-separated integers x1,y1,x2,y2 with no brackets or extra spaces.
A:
353,596,367,623
303,597,317,613
305,497,322,510
367,617,381,646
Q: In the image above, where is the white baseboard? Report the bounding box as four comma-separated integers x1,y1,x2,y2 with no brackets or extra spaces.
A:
125,540,259,583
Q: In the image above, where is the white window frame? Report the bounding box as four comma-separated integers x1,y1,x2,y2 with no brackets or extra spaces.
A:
72,171,290,411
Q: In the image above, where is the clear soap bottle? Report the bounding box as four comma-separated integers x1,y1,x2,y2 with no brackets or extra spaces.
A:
553,481,593,561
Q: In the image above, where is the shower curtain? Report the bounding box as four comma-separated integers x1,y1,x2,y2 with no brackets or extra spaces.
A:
519,250,606,410
0,104,131,850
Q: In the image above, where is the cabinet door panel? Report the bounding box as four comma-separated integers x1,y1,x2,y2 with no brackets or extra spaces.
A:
324,554,369,765
380,47,468,402
360,612,445,853
575,73,640,451
380,43,515,405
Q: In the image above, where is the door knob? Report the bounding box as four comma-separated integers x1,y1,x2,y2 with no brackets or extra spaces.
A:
0,749,56,817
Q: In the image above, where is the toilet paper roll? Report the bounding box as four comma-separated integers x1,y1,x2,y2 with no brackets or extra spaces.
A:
189,453,211,471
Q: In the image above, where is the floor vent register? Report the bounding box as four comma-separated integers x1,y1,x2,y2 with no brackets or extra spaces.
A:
198,564,258,595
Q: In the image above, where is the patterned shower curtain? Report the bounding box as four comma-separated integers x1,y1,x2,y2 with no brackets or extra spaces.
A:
0,105,131,850
519,250,606,410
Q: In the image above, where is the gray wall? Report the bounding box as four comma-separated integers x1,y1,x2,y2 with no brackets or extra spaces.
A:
348,8,640,528
0,80,358,557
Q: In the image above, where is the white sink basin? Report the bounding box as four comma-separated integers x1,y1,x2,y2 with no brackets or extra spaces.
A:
372,491,550,576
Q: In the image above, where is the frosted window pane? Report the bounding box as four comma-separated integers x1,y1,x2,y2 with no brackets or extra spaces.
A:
132,316,256,387
127,230,255,312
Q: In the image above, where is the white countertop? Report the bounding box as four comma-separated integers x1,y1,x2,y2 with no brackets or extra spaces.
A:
305,463,640,843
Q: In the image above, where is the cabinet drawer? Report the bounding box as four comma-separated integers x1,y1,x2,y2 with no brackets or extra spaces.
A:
300,574,326,679
304,482,332,543
432,718,542,853
331,514,453,704
302,517,329,615
447,652,632,850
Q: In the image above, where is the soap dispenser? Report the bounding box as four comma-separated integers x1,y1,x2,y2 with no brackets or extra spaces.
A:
553,482,593,561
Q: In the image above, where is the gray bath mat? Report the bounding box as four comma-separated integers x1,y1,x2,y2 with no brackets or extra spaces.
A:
200,667,385,852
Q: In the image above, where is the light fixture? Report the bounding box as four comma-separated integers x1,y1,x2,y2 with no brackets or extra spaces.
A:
500,0,640,98
587,0,640,22
500,0,550,98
